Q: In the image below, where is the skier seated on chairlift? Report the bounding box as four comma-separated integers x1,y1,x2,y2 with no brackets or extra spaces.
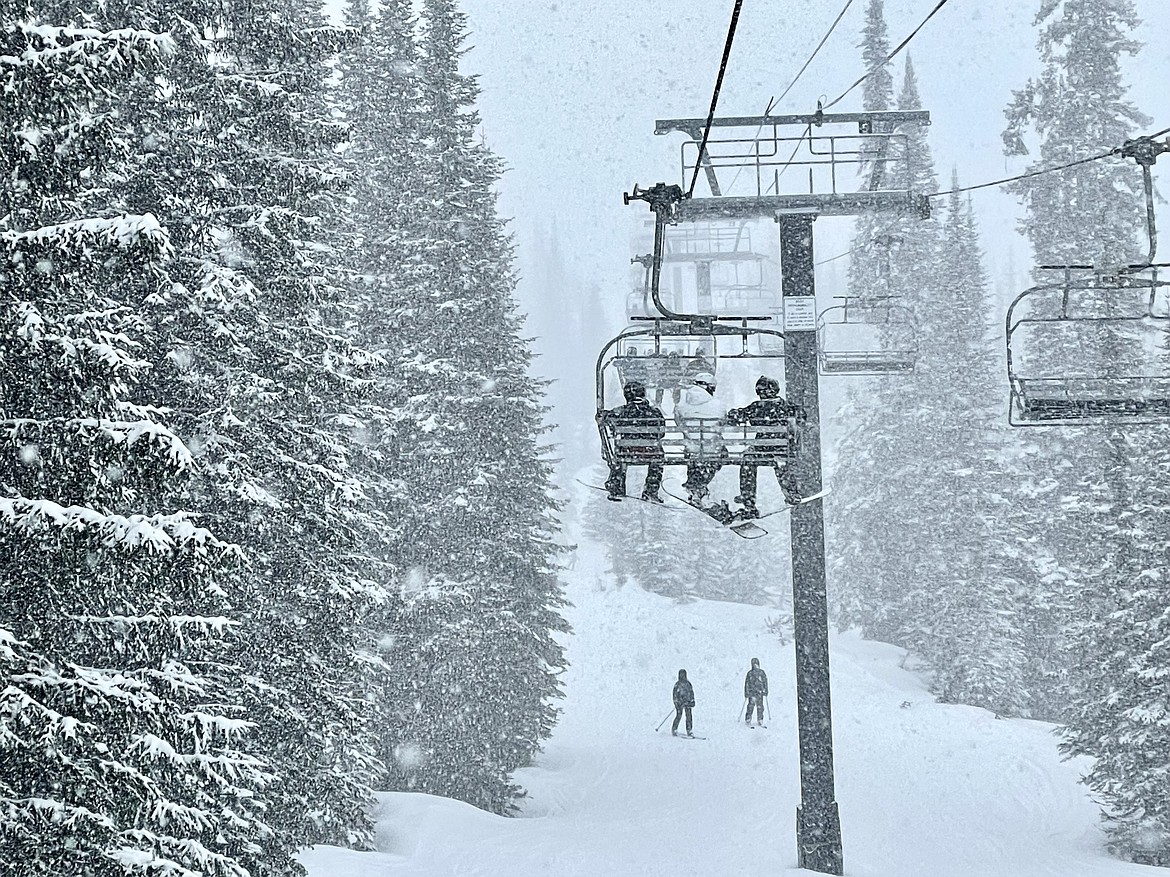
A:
675,371,727,505
725,375,802,518
601,379,665,503
653,350,684,410
684,347,714,383
619,347,650,388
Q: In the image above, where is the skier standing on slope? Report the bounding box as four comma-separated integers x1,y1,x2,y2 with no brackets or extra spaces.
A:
671,669,696,737
744,658,768,727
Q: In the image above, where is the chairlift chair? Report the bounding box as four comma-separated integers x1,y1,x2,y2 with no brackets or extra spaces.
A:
1005,267,1170,426
815,296,918,375
597,322,802,472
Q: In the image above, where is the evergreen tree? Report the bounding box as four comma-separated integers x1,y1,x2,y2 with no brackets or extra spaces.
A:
1060,479,1170,864
0,12,276,875
845,0,898,305
860,0,894,113
1005,2,1168,860
337,0,570,813
99,0,388,853
830,61,1032,714
1003,0,1149,267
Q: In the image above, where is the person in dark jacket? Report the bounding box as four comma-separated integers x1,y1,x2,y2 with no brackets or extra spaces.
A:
726,375,802,517
683,348,714,383
653,350,685,409
744,658,768,726
601,380,665,502
671,669,696,736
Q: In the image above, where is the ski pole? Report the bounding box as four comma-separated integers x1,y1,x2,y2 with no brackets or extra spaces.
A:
765,696,771,721
655,708,675,732
736,698,746,721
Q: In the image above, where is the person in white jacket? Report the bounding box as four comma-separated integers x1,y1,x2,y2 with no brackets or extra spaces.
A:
674,372,726,503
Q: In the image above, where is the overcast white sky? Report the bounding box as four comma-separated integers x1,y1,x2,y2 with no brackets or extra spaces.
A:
323,0,1170,430
450,0,1169,321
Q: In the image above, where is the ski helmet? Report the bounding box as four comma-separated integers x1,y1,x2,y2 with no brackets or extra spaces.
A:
678,669,688,681
751,657,760,667
755,375,780,399
623,380,647,402
693,372,716,394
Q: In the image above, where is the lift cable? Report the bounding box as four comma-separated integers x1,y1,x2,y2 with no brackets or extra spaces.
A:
725,0,856,195
687,0,746,199
931,125,1170,197
822,0,953,111
762,0,949,194
772,0,857,110
813,126,1170,266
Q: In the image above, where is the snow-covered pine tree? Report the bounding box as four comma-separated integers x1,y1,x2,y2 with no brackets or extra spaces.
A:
830,55,944,642
912,185,1028,715
830,61,1032,714
1002,0,1148,268
1004,2,1168,859
0,13,278,876
343,0,569,814
94,0,388,853
1059,479,1170,864
860,0,894,114
844,0,897,306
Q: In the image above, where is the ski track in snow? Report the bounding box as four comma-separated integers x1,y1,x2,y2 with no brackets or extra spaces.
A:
300,475,1162,877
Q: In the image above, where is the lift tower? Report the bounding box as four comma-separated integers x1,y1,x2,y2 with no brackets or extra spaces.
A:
629,110,931,874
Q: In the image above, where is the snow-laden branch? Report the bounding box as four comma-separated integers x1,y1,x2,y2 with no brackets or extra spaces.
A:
2,417,195,470
0,497,239,557
3,214,173,259
1,23,176,71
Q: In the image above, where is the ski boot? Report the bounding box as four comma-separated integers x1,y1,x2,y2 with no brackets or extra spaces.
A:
641,490,664,504
733,496,760,519
686,486,709,506
707,501,736,525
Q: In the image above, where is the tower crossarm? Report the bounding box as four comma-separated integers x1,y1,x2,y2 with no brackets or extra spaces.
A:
674,192,930,221
654,111,933,215
654,110,931,138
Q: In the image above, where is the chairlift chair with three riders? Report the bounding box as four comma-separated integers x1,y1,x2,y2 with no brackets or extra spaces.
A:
597,185,801,478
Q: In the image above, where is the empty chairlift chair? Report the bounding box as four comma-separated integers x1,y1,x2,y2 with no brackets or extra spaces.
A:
815,296,918,376
1005,268,1170,425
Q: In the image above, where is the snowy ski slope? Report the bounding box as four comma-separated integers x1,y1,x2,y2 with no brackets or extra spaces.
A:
301,478,1160,877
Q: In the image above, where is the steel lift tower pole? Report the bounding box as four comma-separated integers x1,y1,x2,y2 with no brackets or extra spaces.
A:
779,215,841,873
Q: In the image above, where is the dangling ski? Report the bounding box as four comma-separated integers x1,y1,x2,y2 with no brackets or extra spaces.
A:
661,491,768,539
577,480,685,510
751,487,832,522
